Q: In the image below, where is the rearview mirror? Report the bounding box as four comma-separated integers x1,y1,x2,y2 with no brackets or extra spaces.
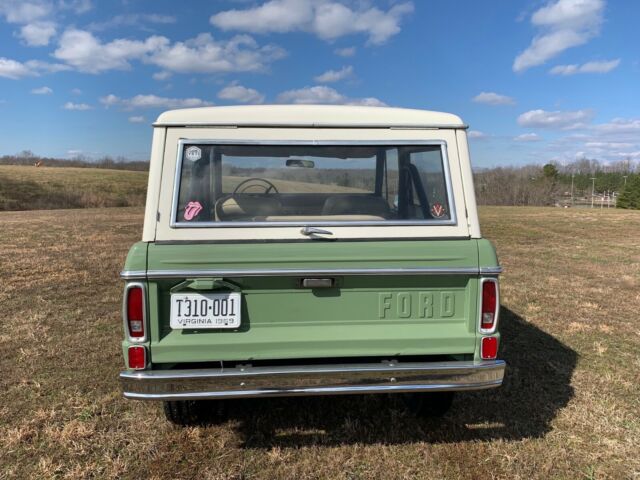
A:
286,159,315,168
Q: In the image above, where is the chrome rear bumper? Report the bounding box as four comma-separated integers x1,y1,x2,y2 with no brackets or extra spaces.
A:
120,360,505,400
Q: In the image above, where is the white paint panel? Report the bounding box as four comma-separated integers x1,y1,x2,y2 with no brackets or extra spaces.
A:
142,127,166,242
155,105,465,128
455,130,481,238
151,127,472,241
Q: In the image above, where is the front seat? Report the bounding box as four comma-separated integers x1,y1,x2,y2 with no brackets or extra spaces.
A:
321,195,390,218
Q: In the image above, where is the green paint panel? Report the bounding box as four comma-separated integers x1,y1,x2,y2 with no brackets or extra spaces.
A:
136,240,491,364
123,241,147,272
147,240,480,271
478,238,500,269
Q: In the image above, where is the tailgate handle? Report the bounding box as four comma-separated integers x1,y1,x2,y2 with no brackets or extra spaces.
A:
301,278,335,289
170,277,241,293
301,226,333,236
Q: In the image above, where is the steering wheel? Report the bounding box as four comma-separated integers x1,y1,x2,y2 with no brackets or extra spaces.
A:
233,177,280,194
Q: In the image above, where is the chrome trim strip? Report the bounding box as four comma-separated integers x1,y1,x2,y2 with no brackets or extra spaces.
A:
173,219,458,228
121,360,505,400
169,139,458,229
121,270,147,280
479,266,503,275
478,277,500,335
120,266,483,280
122,282,148,343
154,122,469,129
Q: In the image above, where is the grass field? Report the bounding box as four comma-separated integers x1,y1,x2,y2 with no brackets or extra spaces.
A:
0,165,366,213
0,206,638,479
0,165,148,210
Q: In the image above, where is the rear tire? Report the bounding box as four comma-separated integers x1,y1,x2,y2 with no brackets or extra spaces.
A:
163,400,227,426
401,391,455,418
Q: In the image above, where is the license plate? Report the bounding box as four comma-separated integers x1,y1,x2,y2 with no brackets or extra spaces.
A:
170,292,241,329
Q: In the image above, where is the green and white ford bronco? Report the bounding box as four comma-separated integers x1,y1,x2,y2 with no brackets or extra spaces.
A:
120,105,504,425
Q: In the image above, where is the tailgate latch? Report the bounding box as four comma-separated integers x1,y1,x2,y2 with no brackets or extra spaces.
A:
300,278,335,289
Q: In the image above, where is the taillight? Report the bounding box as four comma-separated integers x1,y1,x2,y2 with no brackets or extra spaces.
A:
125,284,145,339
128,346,146,369
480,278,499,332
481,336,498,360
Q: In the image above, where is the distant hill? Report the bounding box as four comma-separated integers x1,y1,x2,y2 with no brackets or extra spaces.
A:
0,165,148,211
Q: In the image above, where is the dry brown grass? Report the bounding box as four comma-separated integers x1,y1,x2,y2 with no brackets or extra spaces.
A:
0,206,638,479
0,165,148,211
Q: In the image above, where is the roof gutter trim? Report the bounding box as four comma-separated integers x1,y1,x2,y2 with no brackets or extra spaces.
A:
152,122,470,129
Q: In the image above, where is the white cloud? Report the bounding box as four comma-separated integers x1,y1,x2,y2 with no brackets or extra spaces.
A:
128,115,145,123
71,88,82,95
152,71,172,81
592,118,640,134
0,1,52,23
63,101,91,110
31,86,52,94
210,0,414,45
25,59,70,73
58,0,92,14
19,21,56,46
53,28,167,73
468,130,487,139
472,91,515,106
0,0,92,53
88,13,176,31
335,46,356,57
584,141,634,149
549,58,620,75
217,83,264,104
518,109,594,130
513,0,605,72
147,33,286,74
0,56,69,78
314,65,353,83
514,133,542,142
0,57,35,79
276,85,386,106
49,28,287,76
544,121,640,163
100,94,213,110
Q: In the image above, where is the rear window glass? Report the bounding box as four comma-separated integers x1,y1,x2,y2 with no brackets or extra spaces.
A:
173,144,453,225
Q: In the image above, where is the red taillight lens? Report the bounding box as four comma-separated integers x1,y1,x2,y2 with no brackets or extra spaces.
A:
481,279,498,331
481,336,498,360
126,286,144,338
128,346,146,369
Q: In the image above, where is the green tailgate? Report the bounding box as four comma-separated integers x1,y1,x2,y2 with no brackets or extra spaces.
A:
136,240,484,364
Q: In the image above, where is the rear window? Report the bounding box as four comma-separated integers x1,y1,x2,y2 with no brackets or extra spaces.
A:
172,143,455,226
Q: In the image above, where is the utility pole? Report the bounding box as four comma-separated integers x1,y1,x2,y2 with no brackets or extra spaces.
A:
623,175,628,188
570,173,575,206
591,177,596,208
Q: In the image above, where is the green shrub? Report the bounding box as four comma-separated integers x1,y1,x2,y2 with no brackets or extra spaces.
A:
617,176,640,209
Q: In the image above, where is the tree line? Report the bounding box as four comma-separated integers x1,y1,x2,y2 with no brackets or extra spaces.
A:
474,158,640,208
2,151,639,209
0,150,149,171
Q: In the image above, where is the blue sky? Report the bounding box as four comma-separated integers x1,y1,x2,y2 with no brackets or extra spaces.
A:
0,0,638,167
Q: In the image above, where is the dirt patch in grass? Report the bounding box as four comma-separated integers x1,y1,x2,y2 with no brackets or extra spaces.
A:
0,206,638,479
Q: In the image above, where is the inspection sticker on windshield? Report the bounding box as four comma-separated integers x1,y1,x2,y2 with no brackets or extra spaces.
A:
170,292,241,329
185,146,201,162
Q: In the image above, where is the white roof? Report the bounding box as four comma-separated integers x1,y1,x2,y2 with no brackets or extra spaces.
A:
155,105,466,128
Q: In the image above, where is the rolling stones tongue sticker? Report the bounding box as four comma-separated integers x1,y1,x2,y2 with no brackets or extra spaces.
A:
430,202,446,218
184,201,203,221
